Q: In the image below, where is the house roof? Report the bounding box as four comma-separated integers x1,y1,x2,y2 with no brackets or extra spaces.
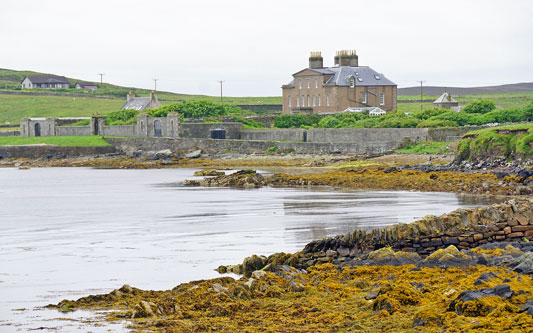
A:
75,81,97,87
121,97,151,111
288,66,396,87
433,92,458,104
23,75,69,84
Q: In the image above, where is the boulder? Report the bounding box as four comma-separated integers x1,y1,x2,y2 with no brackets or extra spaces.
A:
448,284,514,316
423,245,473,268
185,150,202,158
132,301,157,318
194,169,225,177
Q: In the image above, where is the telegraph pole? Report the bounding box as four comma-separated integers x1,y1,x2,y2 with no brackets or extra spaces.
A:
97,73,105,87
417,80,426,110
153,79,159,91
217,80,224,102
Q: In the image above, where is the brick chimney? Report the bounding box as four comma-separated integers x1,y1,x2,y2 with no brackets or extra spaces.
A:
309,51,323,69
334,50,358,67
127,91,135,101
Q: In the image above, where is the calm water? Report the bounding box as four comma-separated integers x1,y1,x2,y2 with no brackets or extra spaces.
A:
0,167,497,331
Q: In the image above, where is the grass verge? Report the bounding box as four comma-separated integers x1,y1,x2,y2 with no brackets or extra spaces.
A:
0,136,111,146
396,141,455,154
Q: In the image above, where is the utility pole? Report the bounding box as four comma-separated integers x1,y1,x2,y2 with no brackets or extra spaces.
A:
217,80,224,103
153,79,159,91
417,80,426,110
97,73,105,87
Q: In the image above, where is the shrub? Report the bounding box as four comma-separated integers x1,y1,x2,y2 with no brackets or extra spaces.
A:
147,100,242,119
522,102,533,121
416,119,458,128
274,114,320,128
463,100,496,114
318,116,341,128
106,109,139,125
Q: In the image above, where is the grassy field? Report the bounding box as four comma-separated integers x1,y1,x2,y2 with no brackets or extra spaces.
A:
395,141,455,154
0,136,111,146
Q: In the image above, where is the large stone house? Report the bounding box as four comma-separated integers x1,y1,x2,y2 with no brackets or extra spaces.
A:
120,91,162,111
21,75,70,89
282,50,397,114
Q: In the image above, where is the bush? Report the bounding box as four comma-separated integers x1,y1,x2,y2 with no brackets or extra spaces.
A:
416,119,458,128
318,116,341,128
147,100,242,119
274,114,320,128
106,109,139,125
522,102,533,121
463,100,496,114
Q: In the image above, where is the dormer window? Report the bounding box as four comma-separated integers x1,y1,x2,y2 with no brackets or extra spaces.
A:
349,76,356,88
374,75,381,80
357,77,363,82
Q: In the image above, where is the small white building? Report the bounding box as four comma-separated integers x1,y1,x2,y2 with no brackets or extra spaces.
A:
342,106,387,116
120,91,162,111
75,82,98,91
433,91,459,109
21,75,70,89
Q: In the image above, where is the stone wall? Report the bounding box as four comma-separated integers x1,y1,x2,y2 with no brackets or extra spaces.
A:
106,137,403,155
56,126,92,136
241,129,306,142
0,130,20,136
0,145,115,159
298,199,533,267
101,125,136,137
428,126,491,141
179,122,243,139
236,104,282,112
307,128,429,144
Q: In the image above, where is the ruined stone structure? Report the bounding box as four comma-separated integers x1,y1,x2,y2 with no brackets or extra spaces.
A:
282,50,397,114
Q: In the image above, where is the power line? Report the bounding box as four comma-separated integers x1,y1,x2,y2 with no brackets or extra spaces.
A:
97,73,105,86
417,80,426,110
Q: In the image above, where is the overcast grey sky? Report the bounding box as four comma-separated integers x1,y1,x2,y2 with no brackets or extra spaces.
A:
2,0,532,96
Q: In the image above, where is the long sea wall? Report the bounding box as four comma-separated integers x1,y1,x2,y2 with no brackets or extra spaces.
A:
297,198,533,268
0,145,115,159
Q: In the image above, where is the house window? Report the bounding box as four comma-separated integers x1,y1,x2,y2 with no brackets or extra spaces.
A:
318,94,321,106
288,95,291,108
380,92,384,105
314,78,318,88
349,76,355,88
362,93,367,104
301,95,304,106
326,94,330,107
313,95,316,106
298,79,302,90
307,95,310,107
306,78,310,89
296,95,300,107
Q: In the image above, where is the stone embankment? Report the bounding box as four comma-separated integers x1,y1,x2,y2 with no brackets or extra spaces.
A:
223,199,533,275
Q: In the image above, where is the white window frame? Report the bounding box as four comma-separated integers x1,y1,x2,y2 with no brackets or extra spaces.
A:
288,95,291,108
326,94,330,107
349,76,355,88
298,79,302,90
318,94,321,106
296,95,299,107
312,95,316,107
301,95,304,106
379,92,384,105
306,78,310,89
307,95,310,107
362,93,367,104
314,78,318,89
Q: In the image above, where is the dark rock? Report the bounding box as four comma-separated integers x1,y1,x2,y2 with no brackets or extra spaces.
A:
364,291,378,300
473,272,498,285
448,284,514,315
519,299,533,316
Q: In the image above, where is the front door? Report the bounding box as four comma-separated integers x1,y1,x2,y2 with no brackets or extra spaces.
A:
34,123,41,137
154,120,162,137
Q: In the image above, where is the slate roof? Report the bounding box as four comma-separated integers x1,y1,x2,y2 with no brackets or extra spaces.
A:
433,92,458,104
23,75,69,84
121,97,151,111
75,81,97,87
287,66,396,87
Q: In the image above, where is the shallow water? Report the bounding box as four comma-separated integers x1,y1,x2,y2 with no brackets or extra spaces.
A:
0,167,498,331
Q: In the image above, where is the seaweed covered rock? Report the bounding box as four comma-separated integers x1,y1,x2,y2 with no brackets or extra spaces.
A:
193,169,225,177
448,284,514,316
185,170,266,188
422,245,475,268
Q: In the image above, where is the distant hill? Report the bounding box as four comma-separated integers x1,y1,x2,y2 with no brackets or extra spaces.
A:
398,82,533,96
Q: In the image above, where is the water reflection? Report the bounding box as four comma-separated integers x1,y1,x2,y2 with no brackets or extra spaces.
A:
0,167,501,332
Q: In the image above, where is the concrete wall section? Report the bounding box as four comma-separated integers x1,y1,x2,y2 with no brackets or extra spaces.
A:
428,126,490,141
106,137,400,155
307,128,428,144
179,122,242,139
56,126,92,136
241,129,306,142
0,130,20,136
101,125,136,137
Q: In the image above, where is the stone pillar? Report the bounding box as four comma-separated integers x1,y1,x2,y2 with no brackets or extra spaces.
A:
166,113,179,138
136,114,149,137
19,118,30,137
